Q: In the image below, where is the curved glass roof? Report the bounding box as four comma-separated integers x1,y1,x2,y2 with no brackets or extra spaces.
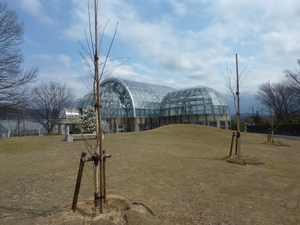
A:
76,78,175,118
59,108,80,119
160,86,230,117
76,92,94,109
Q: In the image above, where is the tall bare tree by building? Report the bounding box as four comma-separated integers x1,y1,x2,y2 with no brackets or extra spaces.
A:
284,59,300,99
256,81,300,123
30,81,75,133
0,2,38,108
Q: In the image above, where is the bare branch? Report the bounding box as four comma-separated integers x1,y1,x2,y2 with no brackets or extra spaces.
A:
222,61,249,113
30,81,75,133
99,21,118,81
0,2,38,107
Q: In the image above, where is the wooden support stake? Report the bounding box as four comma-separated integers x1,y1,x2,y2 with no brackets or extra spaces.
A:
229,132,236,157
235,131,241,156
93,154,100,209
72,152,86,212
103,150,107,203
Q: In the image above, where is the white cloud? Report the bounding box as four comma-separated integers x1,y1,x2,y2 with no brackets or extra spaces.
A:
38,64,91,99
33,54,71,68
132,63,155,73
63,0,136,40
62,1,90,40
58,0,300,85
261,31,300,61
119,21,178,57
33,54,52,60
19,0,53,24
58,54,71,68
167,0,188,16
12,0,300,112
264,1,300,31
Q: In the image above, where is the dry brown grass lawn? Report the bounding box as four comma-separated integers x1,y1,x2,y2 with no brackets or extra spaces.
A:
0,124,299,224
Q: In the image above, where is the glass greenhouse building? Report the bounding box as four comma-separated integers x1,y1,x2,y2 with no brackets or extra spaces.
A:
77,78,175,119
69,78,231,133
159,87,231,129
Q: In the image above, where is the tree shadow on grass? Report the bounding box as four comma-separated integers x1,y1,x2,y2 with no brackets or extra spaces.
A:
0,204,60,220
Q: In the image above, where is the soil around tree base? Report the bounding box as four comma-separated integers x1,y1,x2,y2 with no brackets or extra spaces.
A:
263,141,290,147
225,155,265,165
45,195,161,225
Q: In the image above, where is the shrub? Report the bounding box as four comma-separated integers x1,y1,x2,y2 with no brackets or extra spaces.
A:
231,121,246,132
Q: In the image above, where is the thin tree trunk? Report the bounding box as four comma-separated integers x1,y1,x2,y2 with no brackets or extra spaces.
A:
94,0,104,214
236,54,241,156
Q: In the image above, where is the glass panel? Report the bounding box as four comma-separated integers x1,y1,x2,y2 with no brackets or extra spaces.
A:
136,109,140,117
220,121,226,129
214,106,220,114
138,124,146,131
205,105,213,114
209,121,217,127
197,105,204,110
205,99,212,104
190,100,197,105
170,109,176,115
117,124,124,133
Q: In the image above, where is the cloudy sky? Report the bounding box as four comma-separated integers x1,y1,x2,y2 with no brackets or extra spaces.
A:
7,0,300,113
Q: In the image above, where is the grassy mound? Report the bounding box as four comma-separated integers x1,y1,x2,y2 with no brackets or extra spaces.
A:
0,125,299,224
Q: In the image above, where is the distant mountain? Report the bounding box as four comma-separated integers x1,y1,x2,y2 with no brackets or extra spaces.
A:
231,113,253,121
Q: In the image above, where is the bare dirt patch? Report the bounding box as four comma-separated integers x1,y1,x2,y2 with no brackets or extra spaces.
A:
263,140,291,147
0,125,300,224
45,195,160,225
226,155,265,165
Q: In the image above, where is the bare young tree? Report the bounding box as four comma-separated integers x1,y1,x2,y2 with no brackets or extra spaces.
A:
0,2,38,107
72,0,128,215
222,61,248,113
222,54,248,157
30,81,75,133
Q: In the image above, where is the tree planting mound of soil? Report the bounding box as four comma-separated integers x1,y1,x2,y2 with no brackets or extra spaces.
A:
46,195,161,225
263,141,290,147
226,155,265,165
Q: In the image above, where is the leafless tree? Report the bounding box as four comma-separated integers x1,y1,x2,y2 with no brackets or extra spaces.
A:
284,59,300,99
30,81,75,133
256,81,300,123
74,0,128,215
0,2,38,107
222,54,248,157
222,62,248,113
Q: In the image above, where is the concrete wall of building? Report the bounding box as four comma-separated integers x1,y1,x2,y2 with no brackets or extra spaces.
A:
105,117,160,133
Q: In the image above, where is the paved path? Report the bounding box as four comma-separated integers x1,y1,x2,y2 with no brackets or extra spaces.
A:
250,133,300,141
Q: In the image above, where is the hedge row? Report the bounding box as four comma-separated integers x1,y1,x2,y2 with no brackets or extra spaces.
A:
247,124,300,136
